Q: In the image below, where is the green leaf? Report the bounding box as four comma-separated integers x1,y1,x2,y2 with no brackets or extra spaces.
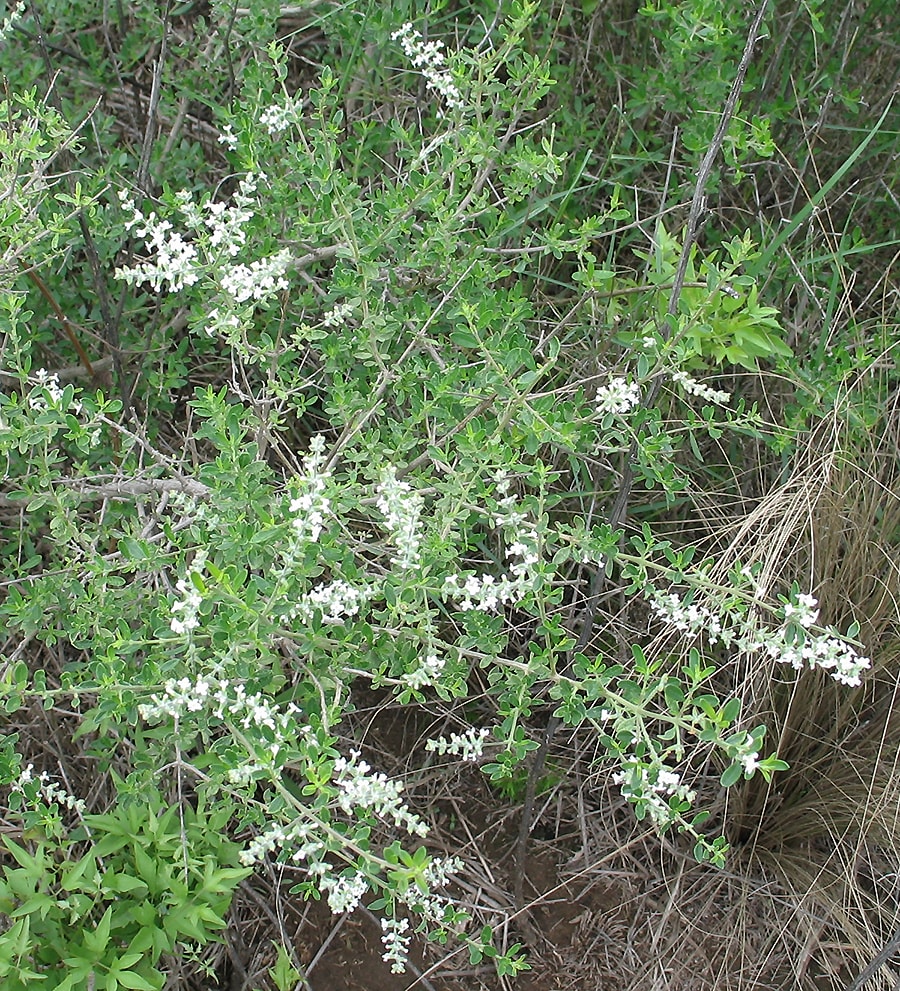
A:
83,905,113,955
102,872,148,895
268,941,303,991
114,970,158,991
720,763,742,788
450,330,478,348
720,698,741,724
61,854,98,892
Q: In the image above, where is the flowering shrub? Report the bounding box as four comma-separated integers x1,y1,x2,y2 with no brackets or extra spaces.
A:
0,0,881,984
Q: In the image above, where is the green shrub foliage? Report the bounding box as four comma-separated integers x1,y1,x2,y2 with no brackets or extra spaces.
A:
0,0,893,982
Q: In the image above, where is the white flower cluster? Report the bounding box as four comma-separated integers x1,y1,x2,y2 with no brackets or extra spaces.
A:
239,815,335,868
174,182,254,257
28,368,83,415
613,762,696,828
116,191,200,293
650,588,871,687
31,368,63,405
381,918,411,973
649,590,731,644
671,370,731,405
12,764,86,814
333,751,428,837
218,123,238,150
442,476,540,612
595,377,641,417
292,579,371,625
218,249,291,304
495,477,540,579
442,571,525,612
238,820,325,867
241,837,461,973
169,550,207,635
322,301,354,327
783,592,819,627
401,650,446,690
138,675,303,762
258,96,302,135
315,870,369,915
391,22,464,111
389,855,464,955
0,2,26,42
288,435,332,546
376,470,423,571
421,855,463,889
226,761,268,787
766,630,870,687
115,174,291,307
425,726,490,762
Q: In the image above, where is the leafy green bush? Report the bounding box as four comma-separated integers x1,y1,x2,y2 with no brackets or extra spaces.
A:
0,0,894,985
0,786,247,991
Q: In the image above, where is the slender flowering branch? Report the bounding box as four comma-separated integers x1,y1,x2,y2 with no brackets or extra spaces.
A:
392,22,465,111
671,370,731,405
426,727,490,762
114,174,291,310
649,587,871,687
377,470,424,571
12,765,86,815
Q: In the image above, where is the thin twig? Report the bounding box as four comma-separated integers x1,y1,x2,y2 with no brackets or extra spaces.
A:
291,244,346,271
0,477,210,508
0,356,114,384
136,0,171,193
17,261,95,379
846,928,900,991
666,0,771,324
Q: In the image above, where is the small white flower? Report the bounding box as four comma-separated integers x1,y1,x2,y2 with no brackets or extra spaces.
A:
218,123,238,150
782,592,819,628
739,751,760,774
205,307,244,340
595,377,641,417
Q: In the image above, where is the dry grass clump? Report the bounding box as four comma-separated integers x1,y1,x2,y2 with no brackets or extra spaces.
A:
650,404,900,991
